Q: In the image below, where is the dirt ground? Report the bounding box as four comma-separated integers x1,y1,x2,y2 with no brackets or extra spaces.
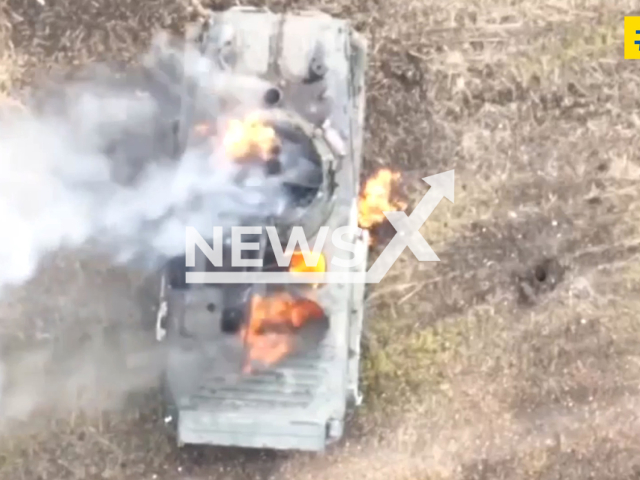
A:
1,0,640,479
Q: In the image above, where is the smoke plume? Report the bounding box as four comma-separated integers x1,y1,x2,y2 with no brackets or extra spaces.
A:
0,32,294,424
0,32,288,288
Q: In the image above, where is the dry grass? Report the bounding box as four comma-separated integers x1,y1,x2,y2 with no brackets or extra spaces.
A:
1,0,640,479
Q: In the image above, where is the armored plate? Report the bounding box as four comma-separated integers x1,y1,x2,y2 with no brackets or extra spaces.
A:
159,7,368,452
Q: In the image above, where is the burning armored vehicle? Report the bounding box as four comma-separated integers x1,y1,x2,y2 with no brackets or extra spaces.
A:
150,8,371,452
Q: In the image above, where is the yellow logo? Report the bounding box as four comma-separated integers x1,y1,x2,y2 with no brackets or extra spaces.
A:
625,17,640,59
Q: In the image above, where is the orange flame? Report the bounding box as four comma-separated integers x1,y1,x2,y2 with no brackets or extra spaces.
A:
289,251,326,275
289,251,326,289
358,169,406,229
223,113,279,160
240,293,325,373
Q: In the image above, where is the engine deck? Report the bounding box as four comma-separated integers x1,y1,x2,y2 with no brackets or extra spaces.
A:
173,298,345,451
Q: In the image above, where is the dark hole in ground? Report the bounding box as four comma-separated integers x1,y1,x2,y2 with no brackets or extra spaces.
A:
534,264,547,282
517,257,566,306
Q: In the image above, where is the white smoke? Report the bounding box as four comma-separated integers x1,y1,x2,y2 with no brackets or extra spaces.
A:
0,33,307,427
0,33,288,288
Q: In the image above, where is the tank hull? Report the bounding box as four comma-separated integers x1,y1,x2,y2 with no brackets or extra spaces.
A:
156,7,369,452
